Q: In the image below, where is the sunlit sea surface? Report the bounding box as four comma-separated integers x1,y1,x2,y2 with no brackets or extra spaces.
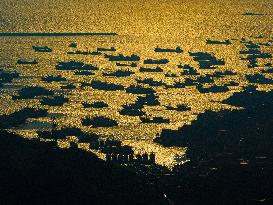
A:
0,0,272,167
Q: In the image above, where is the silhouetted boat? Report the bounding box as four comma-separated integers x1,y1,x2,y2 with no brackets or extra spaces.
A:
189,52,225,69
242,12,264,16
0,70,19,85
177,63,184,68
17,59,38,64
136,78,165,86
166,104,191,111
82,101,108,108
56,61,83,70
103,69,135,77
119,105,145,116
90,80,124,91
140,117,170,124
165,73,178,77
56,61,99,71
206,39,231,45
74,71,95,76
259,42,270,46
67,50,101,55
181,65,199,75
60,84,76,89
12,86,54,100
212,70,237,77
42,75,66,82
246,74,273,84
245,42,260,49
144,58,169,64
41,95,69,106
197,85,229,93
154,46,183,53
97,47,116,52
224,81,239,86
32,46,52,52
82,116,118,127
139,66,163,72
116,62,137,67
165,81,185,89
240,49,261,55
125,85,155,94
68,43,77,48
105,54,140,61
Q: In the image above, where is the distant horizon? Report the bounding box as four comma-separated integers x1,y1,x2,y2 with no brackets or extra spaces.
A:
0,32,118,37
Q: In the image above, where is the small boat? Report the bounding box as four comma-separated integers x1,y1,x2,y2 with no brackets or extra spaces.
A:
119,105,145,116
116,62,137,67
140,117,170,124
67,50,101,55
68,43,77,48
82,101,108,108
189,52,225,69
32,46,52,52
105,54,140,61
143,58,169,64
242,12,264,16
60,84,76,90
42,75,66,82
82,116,118,127
197,85,229,93
17,59,38,64
136,78,165,86
125,85,155,94
206,39,231,45
154,46,183,53
102,69,135,77
97,47,116,52
239,49,261,55
90,80,124,91
165,73,178,77
139,66,163,72
74,71,95,76
165,104,190,112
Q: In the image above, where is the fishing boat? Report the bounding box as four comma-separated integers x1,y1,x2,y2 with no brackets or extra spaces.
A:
68,43,77,48
139,66,163,72
67,50,101,55
97,47,116,52
143,58,169,64
140,117,170,124
105,54,140,61
116,62,137,67
102,69,135,77
32,46,52,52
17,59,38,64
154,46,183,53
206,39,232,45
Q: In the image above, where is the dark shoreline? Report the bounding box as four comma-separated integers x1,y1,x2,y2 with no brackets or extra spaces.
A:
0,32,118,37
0,130,166,205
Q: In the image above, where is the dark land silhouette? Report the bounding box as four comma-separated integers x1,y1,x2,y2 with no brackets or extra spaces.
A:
153,89,273,205
0,130,166,205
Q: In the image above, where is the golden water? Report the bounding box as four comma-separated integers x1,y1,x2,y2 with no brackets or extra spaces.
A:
0,0,272,167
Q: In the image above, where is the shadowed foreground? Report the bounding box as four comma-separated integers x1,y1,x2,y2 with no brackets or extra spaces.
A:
0,130,165,205
155,89,273,205
1,90,273,205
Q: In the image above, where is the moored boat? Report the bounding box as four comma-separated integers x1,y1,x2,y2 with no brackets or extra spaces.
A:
17,59,38,64
143,58,169,64
32,46,52,52
140,117,170,124
97,47,116,52
105,54,140,61
154,46,183,53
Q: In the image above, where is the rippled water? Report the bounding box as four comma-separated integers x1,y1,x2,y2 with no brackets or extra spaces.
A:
0,0,272,167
